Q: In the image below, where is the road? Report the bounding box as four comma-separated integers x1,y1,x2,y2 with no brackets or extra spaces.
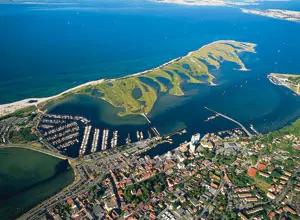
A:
196,179,225,219
0,144,71,160
17,148,133,220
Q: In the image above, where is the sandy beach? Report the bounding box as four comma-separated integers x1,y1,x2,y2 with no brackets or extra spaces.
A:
0,79,105,117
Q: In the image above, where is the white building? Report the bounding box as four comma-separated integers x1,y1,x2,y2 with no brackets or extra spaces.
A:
191,133,200,144
189,143,196,153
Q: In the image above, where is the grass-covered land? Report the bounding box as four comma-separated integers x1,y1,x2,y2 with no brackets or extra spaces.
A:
257,117,300,174
9,127,36,144
263,117,300,145
269,73,300,95
76,40,256,116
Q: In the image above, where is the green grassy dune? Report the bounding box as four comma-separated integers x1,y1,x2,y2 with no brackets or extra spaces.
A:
77,40,256,117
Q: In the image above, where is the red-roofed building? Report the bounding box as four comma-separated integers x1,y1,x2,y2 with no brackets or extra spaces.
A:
268,211,276,219
149,212,156,219
257,163,266,171
248,167,257,178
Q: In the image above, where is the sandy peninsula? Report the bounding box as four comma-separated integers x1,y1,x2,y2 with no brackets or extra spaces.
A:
241,8,300,23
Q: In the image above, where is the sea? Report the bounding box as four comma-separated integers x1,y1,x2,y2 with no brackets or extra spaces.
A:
1,0,300,157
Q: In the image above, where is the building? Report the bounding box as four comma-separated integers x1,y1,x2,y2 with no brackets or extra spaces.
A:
191,133,200,144
201,140,214,149
267,192,276,200
248,167,257,178
238,212,249,220
283,205,297,215
257,163,266,171
190,143,196,153
258,171,270,178
245,197,258,202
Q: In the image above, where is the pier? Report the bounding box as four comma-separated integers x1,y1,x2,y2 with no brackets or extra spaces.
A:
79,125,91,156
101,129,109,151
142,113,151,124
250,124,261,135
91,128,100,153
164,127,187,139
151,127,161,137
204,107,253,137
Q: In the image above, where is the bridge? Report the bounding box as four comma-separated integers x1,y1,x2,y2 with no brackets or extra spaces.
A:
204,107,253,137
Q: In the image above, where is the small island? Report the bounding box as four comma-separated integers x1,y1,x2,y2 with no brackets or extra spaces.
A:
241,9,300,23
268,73,300,95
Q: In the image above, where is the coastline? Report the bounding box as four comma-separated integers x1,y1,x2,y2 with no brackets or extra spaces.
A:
0,40,255,118
150,0,258,7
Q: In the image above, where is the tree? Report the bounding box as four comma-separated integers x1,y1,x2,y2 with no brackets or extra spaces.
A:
250,155,258,166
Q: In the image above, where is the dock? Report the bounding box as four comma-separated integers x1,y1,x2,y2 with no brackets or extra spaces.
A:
250,124,261,135
79,125,91,156
151,127,161,137
204,107,253,137
142,113,151,124
101,129,109,151
164,127,187,139
91,128,100,153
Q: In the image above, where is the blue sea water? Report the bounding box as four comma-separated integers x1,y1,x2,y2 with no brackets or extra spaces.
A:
1,0,300,156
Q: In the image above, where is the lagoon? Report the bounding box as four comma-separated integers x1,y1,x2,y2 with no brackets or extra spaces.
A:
0,148,74,220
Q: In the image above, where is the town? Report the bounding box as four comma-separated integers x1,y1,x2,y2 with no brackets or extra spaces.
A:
0,107,299,220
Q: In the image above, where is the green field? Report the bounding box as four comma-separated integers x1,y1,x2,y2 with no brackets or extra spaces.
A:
76,40,256,117
269,73,300,95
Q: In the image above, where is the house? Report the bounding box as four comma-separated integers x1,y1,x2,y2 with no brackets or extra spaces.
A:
267,192,276,200
258,171,270,178
238,193,252,198
245,206,263,215
257,163,266,171
238,212,249,220
283,205,297,215
189,198,200,207
268,211,276,219
245,197,258,202
248,167,257,178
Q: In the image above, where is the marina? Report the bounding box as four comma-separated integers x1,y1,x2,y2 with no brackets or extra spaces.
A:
36,113,162,157
101,129,109,151
126,133,131,145
91,128,100,153
110,130,118,148
79,125,91,157
37,114,83,152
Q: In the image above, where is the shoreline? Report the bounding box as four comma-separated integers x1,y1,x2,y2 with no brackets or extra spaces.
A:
0,40,255,118
150,0,258,7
